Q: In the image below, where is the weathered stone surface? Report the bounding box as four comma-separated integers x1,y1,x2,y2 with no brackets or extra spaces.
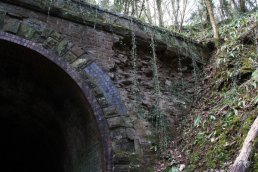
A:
18,23,37,39
113,165,130,172
110,127,127,140
93,87,104,98
7,11,28,19
55,39,73,56
103,106,118,118
0,11,6,29
0,1,210,171
43,37,58,49
71,45,85,57
107,116,124,128
0,0,209,62
126,128,136,140
113,155,130,165
112,138,135,152
51,31,62,41
41,27,53,38
3,18,21,33
97,97,109,108
71,58,91,70
63,51,77,63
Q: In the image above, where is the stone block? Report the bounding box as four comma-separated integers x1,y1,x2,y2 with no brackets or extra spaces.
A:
0,11,6,30
3,18,21,34
92,87,104,98
113,165,130,172
96,97,108,108
51,31,62,41
43,37,58,49
6,11,28,19
55,39,73,56
71,58,91,70
110,127,127,140
102,106,118,118
64,51,77,63
123,117,133,128
18,23,37,39
113,152,130,165
107,116,123,128
126,128,136,140
112,138,135,153
71,45,84,57
41,28,53,38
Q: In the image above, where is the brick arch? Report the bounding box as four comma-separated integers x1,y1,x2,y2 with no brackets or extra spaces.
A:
0,22,134,171
0,31,113,171
1,8,137,170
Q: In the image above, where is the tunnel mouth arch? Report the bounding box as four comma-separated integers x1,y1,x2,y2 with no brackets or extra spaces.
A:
0,37,111,172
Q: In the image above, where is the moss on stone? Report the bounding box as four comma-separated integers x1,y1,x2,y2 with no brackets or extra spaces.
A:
18,24,36,39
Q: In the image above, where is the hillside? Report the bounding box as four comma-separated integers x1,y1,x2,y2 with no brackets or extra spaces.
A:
180,11,258,171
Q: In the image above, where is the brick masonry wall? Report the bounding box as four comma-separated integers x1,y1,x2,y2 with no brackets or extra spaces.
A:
0,2,139,171
0,1,204,171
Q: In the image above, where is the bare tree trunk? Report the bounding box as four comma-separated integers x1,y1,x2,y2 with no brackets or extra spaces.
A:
171,0,180,30
224,0,233,18
204,0,220,41
202,0,211,25
178,0,188,32
138,0,145,18
156,0,164,27
231,0,238,10
145,0,153,24
123,0,129,15
131,0,135,16
153,0,157,25
230,116,258,172
240,0,246,12
219,0,227,19
134,0,139,17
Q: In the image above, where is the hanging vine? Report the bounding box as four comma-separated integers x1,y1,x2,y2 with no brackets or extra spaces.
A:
130,19,143,118
150,31,167,151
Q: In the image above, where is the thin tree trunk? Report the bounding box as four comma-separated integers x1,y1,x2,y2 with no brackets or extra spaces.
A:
202,0,211,25
145,0,153,24
123,0,129,15
219,0,226,19
134,0,139,17
156,0,164,27
230,116,258,172
153,0,157,25
204,0,220,41
138,0,145,18
240,0,246,12
224,0,233,18
171,0,180,30
231,0,238,10
131,0,135,16
178,0,188,32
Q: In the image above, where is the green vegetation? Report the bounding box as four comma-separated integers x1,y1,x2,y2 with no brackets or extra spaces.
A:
181,11,258,171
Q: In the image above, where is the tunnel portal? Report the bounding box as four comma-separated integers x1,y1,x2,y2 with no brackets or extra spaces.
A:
0,40,104,172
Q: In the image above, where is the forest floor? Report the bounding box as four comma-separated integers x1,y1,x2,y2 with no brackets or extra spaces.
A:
156,11,258,172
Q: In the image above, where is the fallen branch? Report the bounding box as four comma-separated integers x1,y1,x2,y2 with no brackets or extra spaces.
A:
230,115,258,172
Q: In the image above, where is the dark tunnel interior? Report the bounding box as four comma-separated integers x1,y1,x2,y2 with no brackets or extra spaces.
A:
0,40,103,172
